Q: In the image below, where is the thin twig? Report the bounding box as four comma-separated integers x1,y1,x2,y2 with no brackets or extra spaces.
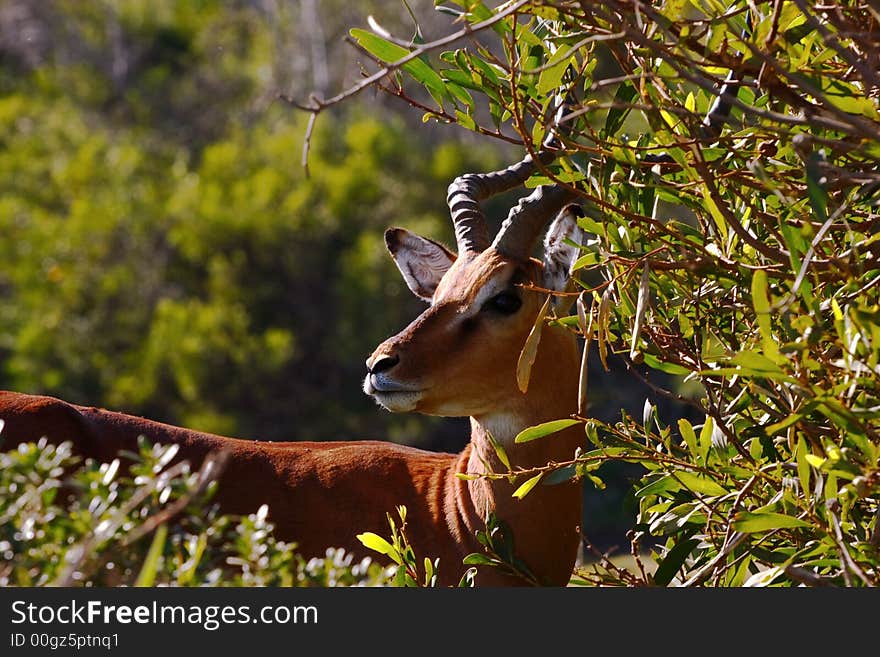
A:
281,0,533,168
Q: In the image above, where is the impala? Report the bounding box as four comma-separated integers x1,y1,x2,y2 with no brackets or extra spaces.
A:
0,152,585,586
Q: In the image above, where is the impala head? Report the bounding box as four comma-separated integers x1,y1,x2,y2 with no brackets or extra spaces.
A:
364,156,583,418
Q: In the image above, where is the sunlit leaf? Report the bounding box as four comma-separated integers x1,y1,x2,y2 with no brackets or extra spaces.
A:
512,473,544,499
514,418,580,443
134,523,168,587
732,512,811,532
357,532,401,564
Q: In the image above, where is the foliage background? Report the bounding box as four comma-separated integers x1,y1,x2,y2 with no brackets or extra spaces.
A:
5,0,877,587
0,0,674,554
0,0,489,446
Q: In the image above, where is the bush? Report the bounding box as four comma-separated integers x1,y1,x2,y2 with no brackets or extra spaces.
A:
345,0,880,586
0,434,394,587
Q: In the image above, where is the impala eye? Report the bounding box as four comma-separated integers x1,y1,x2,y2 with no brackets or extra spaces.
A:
484,291,522,315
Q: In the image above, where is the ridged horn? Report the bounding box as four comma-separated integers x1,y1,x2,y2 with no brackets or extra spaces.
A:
447,151,558,256
491,184,576,259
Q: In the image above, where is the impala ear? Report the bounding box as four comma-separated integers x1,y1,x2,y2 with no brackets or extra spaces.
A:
385,228,456,301
542,204,585,309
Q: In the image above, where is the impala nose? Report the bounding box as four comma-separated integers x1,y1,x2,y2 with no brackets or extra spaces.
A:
367,354,400,374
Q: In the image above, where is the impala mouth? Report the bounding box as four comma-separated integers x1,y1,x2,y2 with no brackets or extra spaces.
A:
363,374,423,412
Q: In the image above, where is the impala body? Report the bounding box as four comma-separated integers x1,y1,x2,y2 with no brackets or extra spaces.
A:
0,154,586,586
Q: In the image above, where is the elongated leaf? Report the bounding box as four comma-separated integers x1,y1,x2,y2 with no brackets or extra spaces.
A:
462,553,494,566
700,186,728,243
796,437,812,495
350,29,448,104
514,418,580,443
678,419,698,460
698,417,714,464
517,294,552,393
605,82,637,137
357,532,401,564
730,350,783,373
751,270,781,362
805,151,828,223
536,45,572,96
732,511,810,533
642,353,690,375
580,447,629,459
629,263,650,361
577,292,593,416
674,471,728,497
543,464,577,485
597,288,611,372
635,474,680,498
487,431,511,471
653,537,699,586
743,565,785,587
512,473,543,499
135,523,168,587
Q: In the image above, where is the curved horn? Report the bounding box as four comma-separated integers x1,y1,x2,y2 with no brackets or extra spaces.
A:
491,184,576,259
447,151,558,256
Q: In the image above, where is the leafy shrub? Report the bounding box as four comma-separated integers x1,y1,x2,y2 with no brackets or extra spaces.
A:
0,433,394,587
346,0,880,586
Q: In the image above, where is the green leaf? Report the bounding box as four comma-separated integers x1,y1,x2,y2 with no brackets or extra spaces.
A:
604,82,637,137
674,471,728,497
135,523,167,587
514,418,580,443
765,412,802,436
796,437,812,495
732,512,811,533
701,186,729,243
635,474,680,498
543,464,577,485
698,417,714,464
357,532,401,564
678,419,698,460
446,82,474,110
462,553,494,566
455,109,476,131
486,431,511,470
572,251,600,270
653,537,699,586
512,473,543,499
729,350,783,373
349,29,448,105
536,45,572,96
751,270,781,362
642,353,690,375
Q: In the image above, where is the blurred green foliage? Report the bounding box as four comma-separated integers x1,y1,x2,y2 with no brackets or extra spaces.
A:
0,0,500,445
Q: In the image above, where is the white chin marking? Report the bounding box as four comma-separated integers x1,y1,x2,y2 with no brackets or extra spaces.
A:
372,391,421,413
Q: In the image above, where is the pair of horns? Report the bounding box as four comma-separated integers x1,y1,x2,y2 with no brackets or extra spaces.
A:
446,150,576,260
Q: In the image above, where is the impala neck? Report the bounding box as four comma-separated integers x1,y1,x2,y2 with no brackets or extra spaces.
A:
471,323,581,466
459,323,583,585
